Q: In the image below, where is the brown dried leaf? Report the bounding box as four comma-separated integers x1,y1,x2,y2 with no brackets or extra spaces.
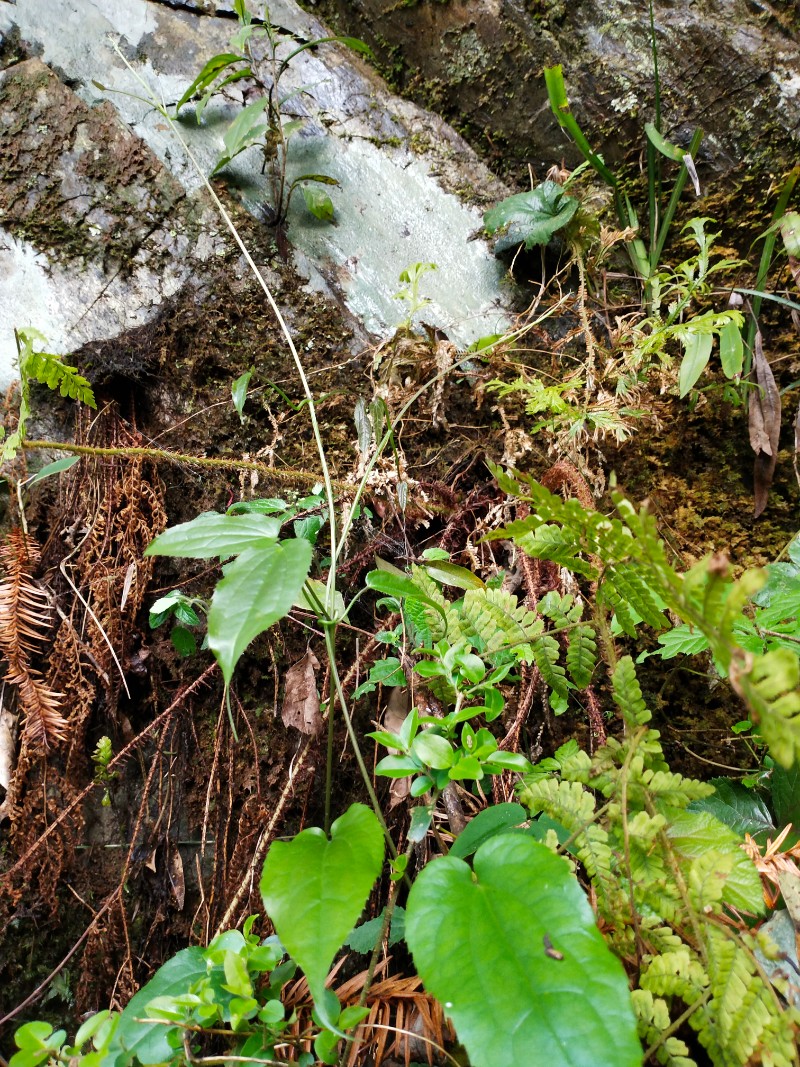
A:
0,530,67,746
384,687,411,809
748,329,781,517
281,651,321,735
0,700,18,795
168,842,185,910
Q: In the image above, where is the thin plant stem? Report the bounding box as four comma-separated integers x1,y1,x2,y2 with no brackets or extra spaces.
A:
332,299,568,561
743,166,800,375
647,0,662,255
323,624,396,858
650,127,704,274
338,839,415,1067
22,439,348,486
108,45,340,617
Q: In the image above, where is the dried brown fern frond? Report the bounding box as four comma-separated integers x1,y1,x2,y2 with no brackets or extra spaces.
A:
0,529,67,746
283,959,452,1065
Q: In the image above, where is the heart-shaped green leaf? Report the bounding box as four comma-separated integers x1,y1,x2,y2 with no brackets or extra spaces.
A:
260,805,384,1026
208,539,312,683
406,836,641,1067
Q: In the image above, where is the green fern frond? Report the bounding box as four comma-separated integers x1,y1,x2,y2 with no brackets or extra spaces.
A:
612,656,651,728
511,522,595,576
687,850,733,912
612,494,675,575
605,562,670,630
460,586,541,654
26,350,96,405
519,776,620,915
639,921,686,956
409,565,463,644
731,648,800,768
529,631,569,698
633,989,698,1067
3,329,96,463
539,591,584,627
598,579,638,637
643,768,714,806
640,948,708,1003
527,739,592,784
566,623,597,688
616,809,668,882
694,928,797,1067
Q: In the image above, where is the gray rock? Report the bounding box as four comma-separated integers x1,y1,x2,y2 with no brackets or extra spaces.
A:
0,0,514,387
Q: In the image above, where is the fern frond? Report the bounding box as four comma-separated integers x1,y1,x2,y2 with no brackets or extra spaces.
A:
612,494,675,576
409,565,463,644
598,578,638,636
529,631,569,698
640,948,708,1004
539,591,584,627
605,562,670,630
615,809,668,882
509,522,595,576
639,921,685,956
25,350,96,405
519,776,620,915
694,928,797,1067
612,656,651,728
632,989,698,1067
566,623,597,688
730,648,800,768
460,587,541,654
0,530,67,746
644,768,713,807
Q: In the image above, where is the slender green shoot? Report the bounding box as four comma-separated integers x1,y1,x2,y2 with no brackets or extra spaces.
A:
743,166,800,375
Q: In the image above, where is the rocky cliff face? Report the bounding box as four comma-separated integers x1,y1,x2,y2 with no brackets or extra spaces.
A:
0,0,513,386
306,0,800,183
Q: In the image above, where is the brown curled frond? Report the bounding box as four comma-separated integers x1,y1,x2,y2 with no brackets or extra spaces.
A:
0,529,67,746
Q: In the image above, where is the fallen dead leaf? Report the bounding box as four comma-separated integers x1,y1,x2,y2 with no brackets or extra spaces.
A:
748,328,781,517
281,651,322,735
168,842,185,911
0,698,18,795
383,687,411,809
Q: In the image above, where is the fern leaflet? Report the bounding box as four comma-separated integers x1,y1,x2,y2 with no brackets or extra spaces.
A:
566,623,596,688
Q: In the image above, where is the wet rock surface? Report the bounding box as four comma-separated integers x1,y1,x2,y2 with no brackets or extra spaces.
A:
307,0,800,183
0,0,514,386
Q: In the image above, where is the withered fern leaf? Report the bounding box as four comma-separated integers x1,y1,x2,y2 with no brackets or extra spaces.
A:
0,530,67,746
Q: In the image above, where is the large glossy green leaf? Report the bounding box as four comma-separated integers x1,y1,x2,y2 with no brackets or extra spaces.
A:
689,778,774,845
450,803,527,859
365,570,446,621
260,804,384,1026
146,512,281,559
102,947,205,1067
208,539,312,683
666,809,765,913
405,836,641,1067
772,761,800,829
484,181,579,254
